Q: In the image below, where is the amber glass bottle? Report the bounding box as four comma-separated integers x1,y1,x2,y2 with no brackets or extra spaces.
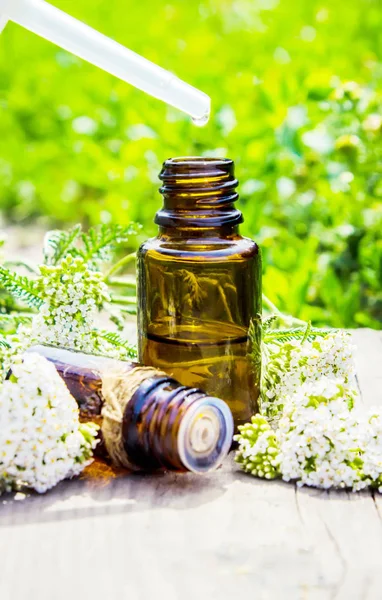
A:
137,157,262,429
29,345,233,474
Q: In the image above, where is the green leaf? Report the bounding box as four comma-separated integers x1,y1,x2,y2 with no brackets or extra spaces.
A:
78,224,138,268
0,333,11,349
262,315,278,333
248,314,262,372
0,313,33,331
43,225,82,265
264,327,338,344
97,330,138,359
0,267,43,310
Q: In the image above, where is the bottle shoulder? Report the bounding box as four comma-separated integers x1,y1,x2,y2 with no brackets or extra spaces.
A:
138,235,260,261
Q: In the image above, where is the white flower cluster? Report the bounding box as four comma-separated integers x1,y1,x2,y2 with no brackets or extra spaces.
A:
33,255,110,353
236,378,382,493
0,353,98,493
278,380,364,490
0,252,135,384
261,331,356,420
234,415,280,480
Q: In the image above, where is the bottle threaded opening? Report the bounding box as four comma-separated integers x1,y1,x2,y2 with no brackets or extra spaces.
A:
161,156,234,176
122,376,233,473
157,156,242,228
159,156,236,188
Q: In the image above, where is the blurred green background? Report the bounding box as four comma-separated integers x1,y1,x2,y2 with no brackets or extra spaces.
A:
0,0,381,327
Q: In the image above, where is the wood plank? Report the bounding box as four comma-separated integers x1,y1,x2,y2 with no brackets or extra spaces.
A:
0,329,381,600
352,329,382,545
296,486,382,600
294,330,382,600
352,329,382,408
0,459,321,600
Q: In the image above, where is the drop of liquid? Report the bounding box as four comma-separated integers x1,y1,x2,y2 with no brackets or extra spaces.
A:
192,112,210,127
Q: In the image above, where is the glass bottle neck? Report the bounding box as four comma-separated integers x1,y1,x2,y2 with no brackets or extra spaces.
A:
156,157,243,231
158,224,240,239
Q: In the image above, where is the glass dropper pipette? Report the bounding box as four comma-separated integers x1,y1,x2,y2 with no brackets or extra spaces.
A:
0,0,211,124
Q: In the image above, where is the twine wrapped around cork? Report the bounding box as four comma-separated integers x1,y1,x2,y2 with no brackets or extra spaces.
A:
101,365,167,470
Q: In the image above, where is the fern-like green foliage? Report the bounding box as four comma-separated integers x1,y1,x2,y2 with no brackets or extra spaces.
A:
0,288,18,314
264,325,336,345
0,267,43,310
43,225,82,266
262,315,278,334
0,313,33,326
79,224,139,268
0,313,33,335
97,331,138,359
248,314,263,372
43,223,139,269
249,314,327,351
0,334,12,379
0,333,11,349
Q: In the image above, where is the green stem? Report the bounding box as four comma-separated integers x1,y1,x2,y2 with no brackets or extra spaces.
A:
2,304,37,315
262,294,307,328
301,321,312,344
104,252,136,281
4,260,40,275
110,295,137,306
262,294,282,315
119,306,137,315
0,312,33,321
106,276,136,289
119,306,137,314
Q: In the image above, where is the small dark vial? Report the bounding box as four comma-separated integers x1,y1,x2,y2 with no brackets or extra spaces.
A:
29,345,233,474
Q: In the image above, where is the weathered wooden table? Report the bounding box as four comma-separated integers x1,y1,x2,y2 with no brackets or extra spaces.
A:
0,329,381,600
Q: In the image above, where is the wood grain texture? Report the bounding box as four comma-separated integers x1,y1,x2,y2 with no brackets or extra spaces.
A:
0,329,381,600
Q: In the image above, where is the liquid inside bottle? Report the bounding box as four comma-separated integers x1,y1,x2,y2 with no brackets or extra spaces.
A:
137,157,262,429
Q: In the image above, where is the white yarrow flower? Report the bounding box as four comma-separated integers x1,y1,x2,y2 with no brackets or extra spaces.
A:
237,332,382,492
0,353,98,494
261,330,356,420
0,254,131,383
236,373,382,493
